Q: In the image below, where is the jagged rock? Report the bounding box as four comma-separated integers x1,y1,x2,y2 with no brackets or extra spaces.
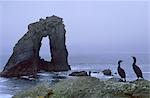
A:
0,15,71,77
69,71,88,76
102,69,112,76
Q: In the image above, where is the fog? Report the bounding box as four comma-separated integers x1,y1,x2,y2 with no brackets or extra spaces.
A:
0,0,149,64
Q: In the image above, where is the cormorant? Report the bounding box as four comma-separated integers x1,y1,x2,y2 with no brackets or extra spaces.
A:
117,60,126,82
132,56,144,79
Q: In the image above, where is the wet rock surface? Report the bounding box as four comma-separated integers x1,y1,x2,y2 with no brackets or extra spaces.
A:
52,77,150,98
0,15,71,77
13,77,150,98
69,71,88,76
102,69,112,76
108,77,124,82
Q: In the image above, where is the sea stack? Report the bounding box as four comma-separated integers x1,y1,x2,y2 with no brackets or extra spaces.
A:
0,15,71,77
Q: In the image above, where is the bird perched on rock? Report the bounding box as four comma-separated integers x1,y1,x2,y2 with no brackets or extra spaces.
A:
117,60,126,82
132,56,144,80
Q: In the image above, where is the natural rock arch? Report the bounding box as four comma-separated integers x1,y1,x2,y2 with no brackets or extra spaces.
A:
1,15,71,77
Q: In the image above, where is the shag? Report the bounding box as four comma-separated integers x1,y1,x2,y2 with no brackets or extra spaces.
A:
132,56,144,79
117,60,126,82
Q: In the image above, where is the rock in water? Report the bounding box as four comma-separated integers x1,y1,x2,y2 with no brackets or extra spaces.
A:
102,69,112,76
69,71,88,76
0,15,71,77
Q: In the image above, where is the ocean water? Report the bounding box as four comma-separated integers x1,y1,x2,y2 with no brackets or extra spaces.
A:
0,64,150,98
0,54,149,98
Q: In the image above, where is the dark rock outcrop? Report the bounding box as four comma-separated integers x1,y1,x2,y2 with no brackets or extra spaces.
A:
0,15,71,77
69,71,88,76
102,69,112,76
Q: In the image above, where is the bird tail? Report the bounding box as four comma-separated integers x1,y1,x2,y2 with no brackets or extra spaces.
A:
124,78,126,82
141,76,144,80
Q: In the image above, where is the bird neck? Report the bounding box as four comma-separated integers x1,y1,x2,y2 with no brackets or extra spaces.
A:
118,63,121,68
133,59,136,65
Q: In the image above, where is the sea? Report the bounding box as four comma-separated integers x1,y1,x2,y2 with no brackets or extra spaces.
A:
0,53,149,98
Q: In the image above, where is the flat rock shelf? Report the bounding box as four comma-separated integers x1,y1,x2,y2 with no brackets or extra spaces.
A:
13,77,150,98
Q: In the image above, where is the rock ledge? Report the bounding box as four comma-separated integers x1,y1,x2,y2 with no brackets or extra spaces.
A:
13,77,150,98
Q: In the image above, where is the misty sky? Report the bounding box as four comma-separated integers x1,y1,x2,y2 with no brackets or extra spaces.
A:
0,0,149,58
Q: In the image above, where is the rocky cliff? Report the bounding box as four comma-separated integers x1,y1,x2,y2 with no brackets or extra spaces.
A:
0,15,71,77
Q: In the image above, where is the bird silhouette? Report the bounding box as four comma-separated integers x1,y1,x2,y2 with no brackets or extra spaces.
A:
132,56,144,79
117,60,126,82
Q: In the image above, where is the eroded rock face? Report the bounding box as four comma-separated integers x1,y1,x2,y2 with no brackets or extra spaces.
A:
0,15,71,77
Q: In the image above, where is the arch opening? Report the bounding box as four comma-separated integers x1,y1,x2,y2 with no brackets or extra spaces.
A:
39,36,51,62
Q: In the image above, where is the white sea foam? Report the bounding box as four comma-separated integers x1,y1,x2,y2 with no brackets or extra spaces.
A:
0,78,8,83
37,72,50,76
0,94,13,98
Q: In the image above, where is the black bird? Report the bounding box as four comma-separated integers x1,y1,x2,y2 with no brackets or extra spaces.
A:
132,56,144,79
117,60,126,82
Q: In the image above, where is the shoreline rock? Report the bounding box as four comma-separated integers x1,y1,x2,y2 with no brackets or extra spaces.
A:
13,77,150,98
102,69,112,76
69,71,89,76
